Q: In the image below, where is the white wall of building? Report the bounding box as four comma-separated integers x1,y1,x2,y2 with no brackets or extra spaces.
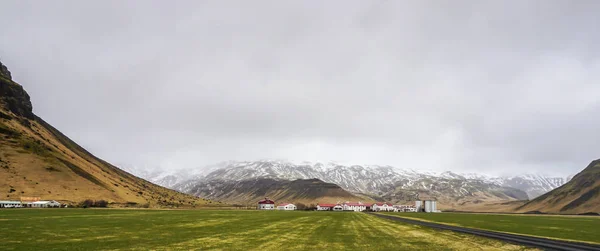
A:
277,204,296,210
258,203,275,210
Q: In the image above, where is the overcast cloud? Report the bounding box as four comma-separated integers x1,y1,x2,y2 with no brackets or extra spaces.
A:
1,0,599,176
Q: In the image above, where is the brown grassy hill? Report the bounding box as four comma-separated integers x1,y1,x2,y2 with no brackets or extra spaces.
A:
181,178,372,207
517,159,600,214
0,60,217,208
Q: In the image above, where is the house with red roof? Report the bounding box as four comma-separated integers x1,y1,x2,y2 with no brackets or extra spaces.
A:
257,198,275,210
316,203,337,211
277,203,297,210
317,202,370,211
342,202,368,212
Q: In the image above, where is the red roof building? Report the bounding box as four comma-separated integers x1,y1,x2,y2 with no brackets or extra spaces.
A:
316,203,338,211
257,198,275,210
258,199,275,204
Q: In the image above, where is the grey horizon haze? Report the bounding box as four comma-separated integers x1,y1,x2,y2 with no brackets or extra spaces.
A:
1,1,599,177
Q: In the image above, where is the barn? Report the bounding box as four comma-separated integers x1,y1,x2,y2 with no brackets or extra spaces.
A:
257,198,275,210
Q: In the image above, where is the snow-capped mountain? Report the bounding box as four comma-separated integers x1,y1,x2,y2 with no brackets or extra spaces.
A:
487,174,570,199
120,162,227,188
126,160,571,203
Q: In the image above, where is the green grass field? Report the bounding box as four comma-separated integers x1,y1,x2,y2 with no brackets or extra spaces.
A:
379,212,600,244
0,209,533,250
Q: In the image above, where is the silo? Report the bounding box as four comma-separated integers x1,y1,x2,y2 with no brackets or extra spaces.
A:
424,200,432,212
415,201,422,212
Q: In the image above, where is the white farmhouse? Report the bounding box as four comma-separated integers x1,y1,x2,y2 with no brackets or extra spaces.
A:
342,202,368,212
0,201,22,208
371,202,394,212
257,198,275,210
277,203,297,210
393,205,417,212
317,203,336,211
31,200,61,208
332,205,343,211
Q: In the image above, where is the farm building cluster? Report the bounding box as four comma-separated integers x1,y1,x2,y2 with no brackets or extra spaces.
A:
257,198,439,212
316,200,438,212
0,197,62,208
257,198,297,210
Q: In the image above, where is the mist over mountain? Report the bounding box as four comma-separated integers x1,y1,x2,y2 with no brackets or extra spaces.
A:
124,160,572,207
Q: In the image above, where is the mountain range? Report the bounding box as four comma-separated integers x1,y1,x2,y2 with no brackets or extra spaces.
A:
0,60,214,208
125,160,572,209
183,178,367,206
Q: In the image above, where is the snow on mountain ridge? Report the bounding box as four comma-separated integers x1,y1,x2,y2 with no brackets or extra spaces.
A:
124,160,571,200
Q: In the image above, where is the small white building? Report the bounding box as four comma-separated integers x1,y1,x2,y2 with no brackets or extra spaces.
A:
317,203,336,211
257,198,275,210
342,202,368,212
0,201,22,208
277,203,297,210
31,200,61,208
332,205,344,211
371,202,394,212
393,205,417,212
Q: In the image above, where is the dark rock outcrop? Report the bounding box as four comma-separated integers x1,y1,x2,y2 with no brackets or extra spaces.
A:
0,60,34,120
0,60,12,80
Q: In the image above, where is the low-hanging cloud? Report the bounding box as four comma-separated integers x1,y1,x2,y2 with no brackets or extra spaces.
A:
1,0,599,176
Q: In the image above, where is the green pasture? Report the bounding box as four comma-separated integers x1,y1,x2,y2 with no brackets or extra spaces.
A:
0,209,536,250
380,212,600,244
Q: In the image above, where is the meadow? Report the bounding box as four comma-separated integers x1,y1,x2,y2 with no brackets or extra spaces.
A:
0,209,533,250
380,212,600,244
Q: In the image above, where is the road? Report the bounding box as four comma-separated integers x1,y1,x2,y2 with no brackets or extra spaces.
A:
370,213,600,251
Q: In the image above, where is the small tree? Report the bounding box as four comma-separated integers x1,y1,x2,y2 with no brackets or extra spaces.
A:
296,203,307,210
80,199,94,208
95,200,108,207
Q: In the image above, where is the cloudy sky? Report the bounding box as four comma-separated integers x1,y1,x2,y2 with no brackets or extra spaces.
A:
1,1,599,176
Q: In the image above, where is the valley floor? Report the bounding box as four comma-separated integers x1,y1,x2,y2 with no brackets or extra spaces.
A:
0,209,532,250
379,212,600,244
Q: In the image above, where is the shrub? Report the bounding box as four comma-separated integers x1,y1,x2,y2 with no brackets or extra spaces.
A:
80,199,109,208
0,122,19,137
80,199,94,208
45,166,60,172
19,138,50,156
95,200,108,207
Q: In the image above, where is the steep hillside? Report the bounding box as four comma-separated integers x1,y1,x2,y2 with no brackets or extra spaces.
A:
0,60,215,207
517,159,600,214
178,178,369,206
